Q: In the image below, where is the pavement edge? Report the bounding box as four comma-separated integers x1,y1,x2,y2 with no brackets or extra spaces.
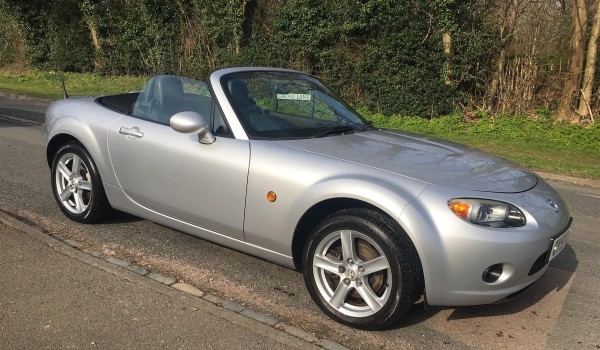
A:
535,171,600,190
0,209,350,350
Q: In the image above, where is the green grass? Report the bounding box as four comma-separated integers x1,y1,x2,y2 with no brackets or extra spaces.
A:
0,69,146,99
1,69,598,179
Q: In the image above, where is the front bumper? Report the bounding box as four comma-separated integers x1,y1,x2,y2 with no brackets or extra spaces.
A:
400,179,572,306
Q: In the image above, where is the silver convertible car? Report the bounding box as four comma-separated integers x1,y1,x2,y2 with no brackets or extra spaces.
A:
45,67,571,330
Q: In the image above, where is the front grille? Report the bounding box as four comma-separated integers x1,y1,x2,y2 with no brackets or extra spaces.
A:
528,250,549,276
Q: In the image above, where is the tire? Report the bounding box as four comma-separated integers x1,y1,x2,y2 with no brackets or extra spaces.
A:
51,142,110,223
303,208,422,330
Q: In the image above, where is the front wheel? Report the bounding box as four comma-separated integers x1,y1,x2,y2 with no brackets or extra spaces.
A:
51,142,110,223
303,209,422,330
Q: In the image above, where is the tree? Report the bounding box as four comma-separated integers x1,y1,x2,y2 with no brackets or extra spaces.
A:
0,0,26,69
4,0,52,67
558,0,587,122
443,31,453,85
489,0,520,99
577,0,600,119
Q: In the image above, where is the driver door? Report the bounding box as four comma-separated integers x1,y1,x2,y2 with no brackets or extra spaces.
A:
107,76,248,240
108,116,248,240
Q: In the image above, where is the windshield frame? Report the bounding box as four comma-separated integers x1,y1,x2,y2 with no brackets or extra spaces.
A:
218,70,369,140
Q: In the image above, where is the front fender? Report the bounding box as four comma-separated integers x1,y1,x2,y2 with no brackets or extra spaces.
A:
243,140,429,261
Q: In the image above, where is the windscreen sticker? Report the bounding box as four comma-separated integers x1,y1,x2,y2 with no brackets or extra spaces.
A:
276,93,311,101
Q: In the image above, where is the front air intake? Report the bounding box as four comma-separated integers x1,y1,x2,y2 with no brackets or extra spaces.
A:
529,251,549,276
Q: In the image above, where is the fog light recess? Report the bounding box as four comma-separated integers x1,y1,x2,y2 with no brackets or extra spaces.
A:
482,263,504,283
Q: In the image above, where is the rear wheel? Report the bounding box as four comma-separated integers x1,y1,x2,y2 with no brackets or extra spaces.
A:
51,142,110,223
303,209,421,330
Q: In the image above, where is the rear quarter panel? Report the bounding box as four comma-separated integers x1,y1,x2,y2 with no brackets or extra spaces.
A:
45,97,123,187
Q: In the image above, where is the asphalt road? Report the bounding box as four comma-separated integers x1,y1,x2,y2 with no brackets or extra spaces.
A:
0,220,316,350
1,95,599,349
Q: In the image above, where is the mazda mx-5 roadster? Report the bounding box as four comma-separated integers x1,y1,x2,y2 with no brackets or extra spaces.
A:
45,67,571,329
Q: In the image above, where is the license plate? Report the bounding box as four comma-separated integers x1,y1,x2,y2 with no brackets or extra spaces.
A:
549,231,568,261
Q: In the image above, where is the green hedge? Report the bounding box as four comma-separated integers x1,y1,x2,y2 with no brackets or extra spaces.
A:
0,0,495,117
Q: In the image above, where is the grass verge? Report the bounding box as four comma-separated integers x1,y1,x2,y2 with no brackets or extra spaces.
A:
1,69,598,179
0,69,146,99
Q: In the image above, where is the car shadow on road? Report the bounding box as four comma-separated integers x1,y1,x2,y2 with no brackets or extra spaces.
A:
391,244,578,328
104,210,143,224
392,302,441,328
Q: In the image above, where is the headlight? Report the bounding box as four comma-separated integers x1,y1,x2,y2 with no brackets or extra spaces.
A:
448,198,526,228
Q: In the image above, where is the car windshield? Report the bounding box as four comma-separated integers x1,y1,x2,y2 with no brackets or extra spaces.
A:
221,71,369,139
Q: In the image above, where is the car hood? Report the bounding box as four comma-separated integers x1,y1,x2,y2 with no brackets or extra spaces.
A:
276,130,538,193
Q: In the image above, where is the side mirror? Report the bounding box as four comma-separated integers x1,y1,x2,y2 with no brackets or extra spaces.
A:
170,111,216,144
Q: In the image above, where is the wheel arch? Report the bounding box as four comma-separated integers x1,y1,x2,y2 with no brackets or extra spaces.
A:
291,197,424,283
292,198,373,269
46,133,82,167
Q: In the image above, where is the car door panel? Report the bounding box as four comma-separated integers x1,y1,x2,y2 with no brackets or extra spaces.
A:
107,116,249,240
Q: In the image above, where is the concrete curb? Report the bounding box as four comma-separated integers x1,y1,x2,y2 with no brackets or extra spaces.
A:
536,171,600,190
0,90,53,103
0,209,349,350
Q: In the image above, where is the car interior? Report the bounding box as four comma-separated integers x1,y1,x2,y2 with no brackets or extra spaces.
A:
97,75,230,136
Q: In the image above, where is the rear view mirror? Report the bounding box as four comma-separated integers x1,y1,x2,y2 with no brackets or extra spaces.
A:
170,111,216,144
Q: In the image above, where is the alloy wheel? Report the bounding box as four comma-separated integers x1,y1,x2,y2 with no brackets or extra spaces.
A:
312,229,393,317
54,152,93,214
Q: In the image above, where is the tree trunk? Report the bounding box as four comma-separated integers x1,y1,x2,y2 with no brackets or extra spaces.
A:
235,0,250,55
443,32,453,85
577,0,600,118
86,20,101,51
86,20,102,70
490,0,519,98
558,0,587,122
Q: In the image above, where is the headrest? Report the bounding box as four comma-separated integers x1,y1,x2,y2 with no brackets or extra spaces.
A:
228,80,251,108
156,75,184,98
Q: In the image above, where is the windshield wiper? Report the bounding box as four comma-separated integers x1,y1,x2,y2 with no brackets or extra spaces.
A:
311,125,354,138
356,121,373,132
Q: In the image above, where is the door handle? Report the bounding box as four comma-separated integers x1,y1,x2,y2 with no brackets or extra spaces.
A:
119,126,144,138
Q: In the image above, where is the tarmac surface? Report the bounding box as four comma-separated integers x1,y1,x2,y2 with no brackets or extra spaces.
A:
0,215,330,349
